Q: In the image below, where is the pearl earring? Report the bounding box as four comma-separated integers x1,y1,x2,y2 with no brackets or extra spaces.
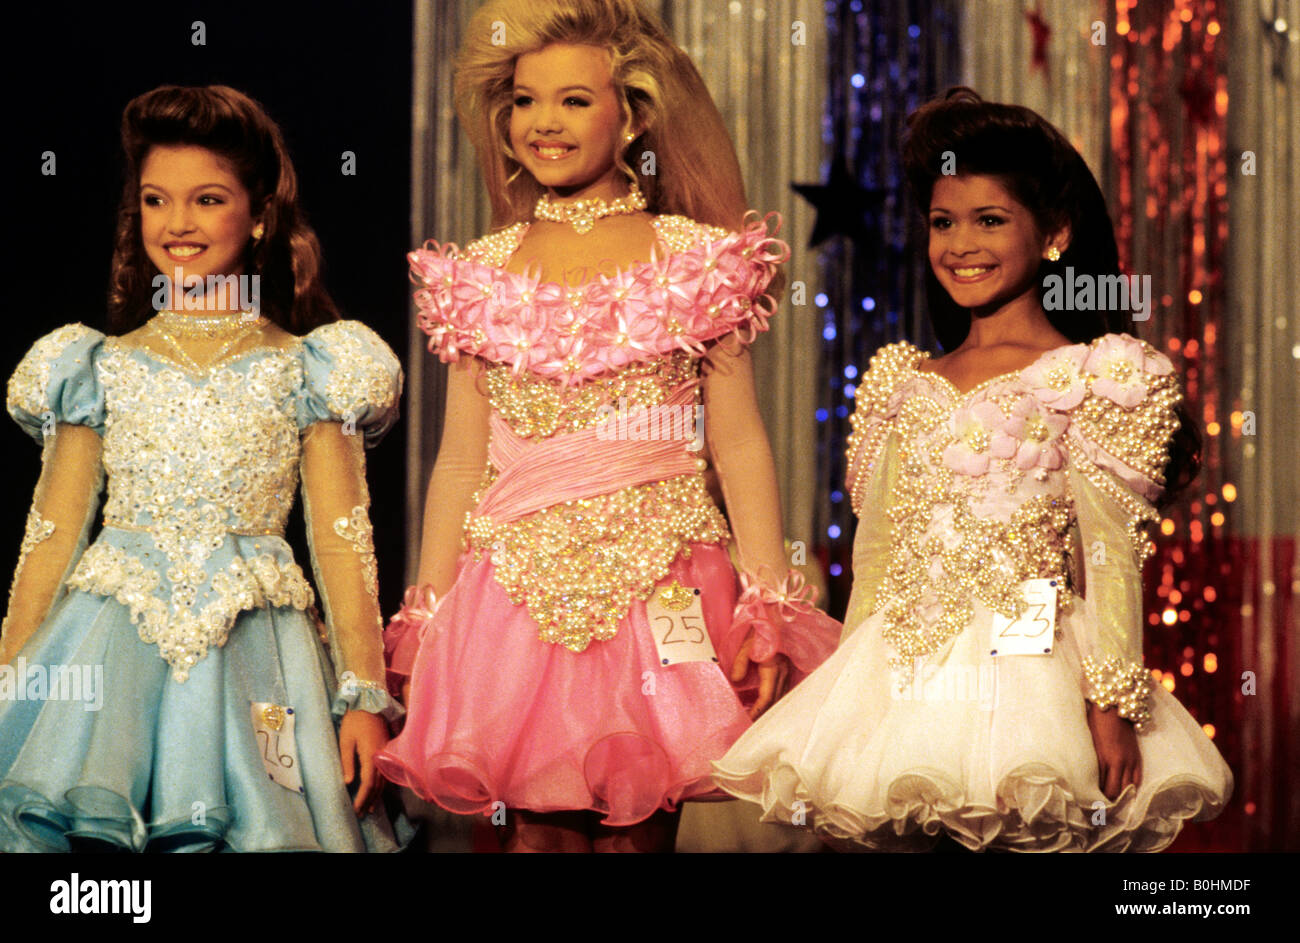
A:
1046,246,1061,262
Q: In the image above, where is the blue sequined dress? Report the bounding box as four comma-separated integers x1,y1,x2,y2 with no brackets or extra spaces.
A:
0,318,404,852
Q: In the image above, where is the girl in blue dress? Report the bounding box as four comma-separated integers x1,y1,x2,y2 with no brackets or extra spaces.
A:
0,85,404,852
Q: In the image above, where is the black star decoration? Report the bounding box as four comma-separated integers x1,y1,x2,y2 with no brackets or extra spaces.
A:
791,157,887,250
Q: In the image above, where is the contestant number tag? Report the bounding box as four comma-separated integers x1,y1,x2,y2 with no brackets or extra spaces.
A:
251,702,304,793
647,581,718,666
990,578,1058,656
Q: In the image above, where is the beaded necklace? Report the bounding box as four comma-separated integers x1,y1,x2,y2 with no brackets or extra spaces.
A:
149,311,266,371
533,182,647,234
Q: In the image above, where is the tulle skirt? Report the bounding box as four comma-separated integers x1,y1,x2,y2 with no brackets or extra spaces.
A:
0,588,400,853
375,543,756,827
712,598,1233,852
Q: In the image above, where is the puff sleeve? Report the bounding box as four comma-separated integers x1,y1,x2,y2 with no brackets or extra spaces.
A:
1065,333,1182,732
297,321,404,718
1,325,107,663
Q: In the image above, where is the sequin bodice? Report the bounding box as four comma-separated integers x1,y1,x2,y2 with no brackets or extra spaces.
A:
5,320,401,681
846,334,1180,671
468,351,729,651
98,343,303,542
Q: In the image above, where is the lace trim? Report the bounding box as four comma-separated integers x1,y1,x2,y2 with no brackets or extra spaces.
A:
67,543,315,682
332,505,379,598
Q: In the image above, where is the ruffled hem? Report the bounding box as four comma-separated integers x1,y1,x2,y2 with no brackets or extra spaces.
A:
380,733,732,829
375,543,759,826
712,600,1233,853
0,588,402,853
717,760,1228,853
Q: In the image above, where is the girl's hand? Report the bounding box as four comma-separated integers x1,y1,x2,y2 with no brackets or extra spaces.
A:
1085,701,1142,801
339,709,389,815
730,635,791,720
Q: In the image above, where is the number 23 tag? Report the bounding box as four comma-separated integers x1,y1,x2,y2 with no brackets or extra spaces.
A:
251,702,304,793
990,578,1058,657
646,581,718,666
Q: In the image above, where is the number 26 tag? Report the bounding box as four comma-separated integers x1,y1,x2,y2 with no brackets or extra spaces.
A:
251,702,304,793
646,580,718,666
990,578,1058,657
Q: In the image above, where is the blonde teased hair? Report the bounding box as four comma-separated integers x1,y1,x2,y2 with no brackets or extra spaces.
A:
455,0,750,230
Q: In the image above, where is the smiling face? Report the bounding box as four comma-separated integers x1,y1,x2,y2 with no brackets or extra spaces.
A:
139,145,259,293
508,42,629,201
927,174,1066,315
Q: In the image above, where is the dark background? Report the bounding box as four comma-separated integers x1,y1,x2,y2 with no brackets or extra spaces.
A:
3,2,414,621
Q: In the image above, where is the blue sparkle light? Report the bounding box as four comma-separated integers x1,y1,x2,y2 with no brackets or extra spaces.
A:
908,24,921,39
836,405,848,419
822,324,837,341
828,524,842,539
851,73,865,89
831,490,844,503
844,364,858,379
843,384,856,399
861,296,876,311
815,408,829,422
815,292,829,307
829,562,843,577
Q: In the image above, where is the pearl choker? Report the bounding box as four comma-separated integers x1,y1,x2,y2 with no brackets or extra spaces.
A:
533,182,647,234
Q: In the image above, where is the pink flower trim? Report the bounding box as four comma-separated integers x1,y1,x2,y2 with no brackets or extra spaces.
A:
408,212,789,386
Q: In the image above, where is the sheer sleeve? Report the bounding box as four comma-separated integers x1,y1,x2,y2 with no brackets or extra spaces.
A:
384,355,492,682
0,426,103,663
1,324,108,663
296,319,403,717
299,423,399,719
840,342,916,642
701,341,839,693
1066,333,1182,732
840,433,899,642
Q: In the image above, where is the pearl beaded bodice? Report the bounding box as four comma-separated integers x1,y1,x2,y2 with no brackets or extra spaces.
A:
846,333,1181,672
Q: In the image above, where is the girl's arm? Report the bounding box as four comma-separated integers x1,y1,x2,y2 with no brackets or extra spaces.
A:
414,356,492,593
299,420,392,813
702,342,803,717
0,425,103,665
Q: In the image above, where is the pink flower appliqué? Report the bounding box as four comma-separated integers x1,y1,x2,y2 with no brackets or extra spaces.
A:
1003,396,1070,470
943,400,1016,476
1022,344,1089,410
1085,333,1174,408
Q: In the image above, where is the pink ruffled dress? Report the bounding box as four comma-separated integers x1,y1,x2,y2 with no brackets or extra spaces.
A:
713,334,1233,851
375,214,840,826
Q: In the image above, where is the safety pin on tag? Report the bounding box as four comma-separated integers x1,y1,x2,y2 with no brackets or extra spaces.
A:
646,581,718,666
990,578,1058,657
251,701,304,793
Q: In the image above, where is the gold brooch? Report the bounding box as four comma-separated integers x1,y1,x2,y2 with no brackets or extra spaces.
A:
657,581,695,611
261,704,286,731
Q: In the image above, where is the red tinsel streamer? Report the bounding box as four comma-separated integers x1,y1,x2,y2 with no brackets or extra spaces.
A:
1110,0,1248,849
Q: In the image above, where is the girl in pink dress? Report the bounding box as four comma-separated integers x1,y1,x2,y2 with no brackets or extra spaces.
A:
374,0,839,852
714,88,1233,852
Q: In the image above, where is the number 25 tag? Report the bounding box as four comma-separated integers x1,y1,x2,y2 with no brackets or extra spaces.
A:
251,702,304,793
646,581,718,666
990,578,1058,657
